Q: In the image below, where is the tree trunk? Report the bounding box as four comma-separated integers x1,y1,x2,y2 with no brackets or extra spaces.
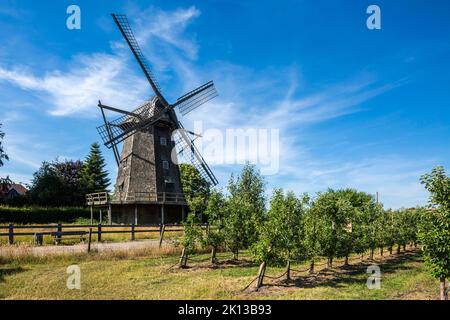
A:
344,255,349,266
256,261,266,290
327,256,333,269
285,260,291,281
380,247,384,257
369,248,374,260
233,249,239,261
397,244,401,254
403,244,406,251
210,246,217,264
388,246,393,255
440,278,448,300
309,259,315,274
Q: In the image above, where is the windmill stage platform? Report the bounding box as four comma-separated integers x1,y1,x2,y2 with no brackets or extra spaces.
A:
86,191,187,225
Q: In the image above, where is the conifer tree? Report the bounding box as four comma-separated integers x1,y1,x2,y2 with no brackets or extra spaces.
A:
79,143,110,193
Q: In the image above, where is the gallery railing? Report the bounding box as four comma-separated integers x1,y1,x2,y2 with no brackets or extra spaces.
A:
86,191,186,205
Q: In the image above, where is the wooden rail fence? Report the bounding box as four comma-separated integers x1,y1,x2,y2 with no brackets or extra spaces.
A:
0,223,205,245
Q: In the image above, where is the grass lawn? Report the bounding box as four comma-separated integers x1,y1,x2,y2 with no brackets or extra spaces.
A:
0,247,439,300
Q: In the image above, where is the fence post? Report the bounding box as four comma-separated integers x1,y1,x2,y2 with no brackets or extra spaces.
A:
159,224,165,248
256,261,266,290
179,248,187,268
8,224,13,245
56,223,62,245
97,224,102,242
87,228,92,253
131,224,135,241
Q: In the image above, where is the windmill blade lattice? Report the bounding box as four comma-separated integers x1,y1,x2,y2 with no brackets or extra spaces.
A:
174,81,218,116
112,14,167,105
97,101,159,148
173,124,218,186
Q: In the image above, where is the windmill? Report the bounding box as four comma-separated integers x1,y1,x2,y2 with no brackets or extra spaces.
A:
95,14,218,224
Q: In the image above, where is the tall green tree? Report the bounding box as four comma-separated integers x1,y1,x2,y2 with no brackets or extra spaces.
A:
252,189,305,280
28,159,85,206
310,189,355,268
225,163,266,259
28,162,67,206
179,163,211,218
419,166,450,300
53,159,84,205
0,123,9,167
203,189,227,263
79,143,110,194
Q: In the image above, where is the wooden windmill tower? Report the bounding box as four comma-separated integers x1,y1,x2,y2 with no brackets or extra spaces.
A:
95,14,218,224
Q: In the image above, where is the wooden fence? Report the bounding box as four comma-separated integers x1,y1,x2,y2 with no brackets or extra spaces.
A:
0,223,203,245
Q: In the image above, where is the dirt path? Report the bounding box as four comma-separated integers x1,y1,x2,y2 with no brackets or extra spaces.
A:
0,239,170,258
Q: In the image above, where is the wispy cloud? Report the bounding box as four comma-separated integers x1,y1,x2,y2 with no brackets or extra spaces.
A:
0,6,201,117
0,52,147,116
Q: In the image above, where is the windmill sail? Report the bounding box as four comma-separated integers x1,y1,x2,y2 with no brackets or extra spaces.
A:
97,100,161,147
173,81,218,116
111,14,168,107
173,123,218,186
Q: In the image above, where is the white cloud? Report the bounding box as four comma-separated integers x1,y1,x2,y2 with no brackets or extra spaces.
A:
0,53,147,116
135,6,200,61
0,6,202,117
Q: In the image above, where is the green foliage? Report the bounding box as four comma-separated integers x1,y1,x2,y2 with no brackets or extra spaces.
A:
251,189,305,265
310,189,356,260
28,162,68,206
419,166,450,280
224,163,266,254
79,142,110,194
179,163,211,217
0,123,8,167
28,159,85,206
0,205,92,224
203,189,227,249
27,143,109,207
180,212,204,254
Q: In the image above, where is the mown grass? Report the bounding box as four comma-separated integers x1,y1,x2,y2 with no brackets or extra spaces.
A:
0,246,439,300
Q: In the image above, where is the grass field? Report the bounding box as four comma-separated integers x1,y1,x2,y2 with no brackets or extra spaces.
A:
0,245,439,300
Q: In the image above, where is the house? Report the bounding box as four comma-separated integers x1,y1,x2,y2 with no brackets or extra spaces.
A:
0,178,28,202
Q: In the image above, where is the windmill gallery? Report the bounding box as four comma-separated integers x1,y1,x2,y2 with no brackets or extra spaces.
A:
86,14,218,225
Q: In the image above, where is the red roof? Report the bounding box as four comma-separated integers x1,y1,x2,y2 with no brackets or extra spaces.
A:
9,184,28,195
0,182,28,197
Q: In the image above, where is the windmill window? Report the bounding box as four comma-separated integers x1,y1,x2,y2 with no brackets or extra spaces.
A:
162,160,169,170
160,137,167,146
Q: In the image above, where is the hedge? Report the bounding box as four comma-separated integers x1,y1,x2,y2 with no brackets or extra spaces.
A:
0,205,93,224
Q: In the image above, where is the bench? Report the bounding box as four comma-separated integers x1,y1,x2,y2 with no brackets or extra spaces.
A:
51,231,88,245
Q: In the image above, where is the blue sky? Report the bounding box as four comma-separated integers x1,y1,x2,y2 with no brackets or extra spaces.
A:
0,0,449,209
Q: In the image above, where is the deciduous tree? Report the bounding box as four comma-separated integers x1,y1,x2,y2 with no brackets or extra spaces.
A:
419,166,450,300
0,123,8,167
